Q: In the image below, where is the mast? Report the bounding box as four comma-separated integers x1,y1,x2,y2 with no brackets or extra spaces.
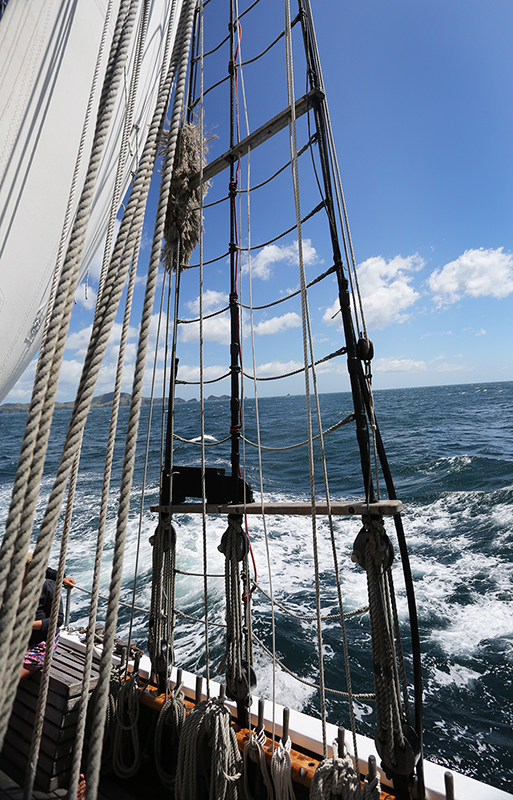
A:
297,2,425,797
228,0,242,504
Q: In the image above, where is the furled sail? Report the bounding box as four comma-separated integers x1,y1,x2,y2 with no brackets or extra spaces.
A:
0,0,183,402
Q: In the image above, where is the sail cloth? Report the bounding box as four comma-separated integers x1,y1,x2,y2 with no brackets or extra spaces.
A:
0,0,183,403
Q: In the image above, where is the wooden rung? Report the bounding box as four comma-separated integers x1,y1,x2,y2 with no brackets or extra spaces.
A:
189,89,324,189
150,500,403,517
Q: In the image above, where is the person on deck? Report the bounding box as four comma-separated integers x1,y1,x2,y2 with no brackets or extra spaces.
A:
20,554,75,682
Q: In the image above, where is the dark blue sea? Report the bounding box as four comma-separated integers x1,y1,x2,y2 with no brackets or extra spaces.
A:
1,381,512,792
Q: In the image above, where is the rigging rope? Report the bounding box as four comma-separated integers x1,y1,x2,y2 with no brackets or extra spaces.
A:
85,4,198,797
0,0,142,753
271,736,295,800
284,0,328,757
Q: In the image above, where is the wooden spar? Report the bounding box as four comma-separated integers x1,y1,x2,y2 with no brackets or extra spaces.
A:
188,89,324,190
150,499,403,516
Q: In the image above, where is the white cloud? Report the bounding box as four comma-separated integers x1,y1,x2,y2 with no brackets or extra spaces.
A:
177,364,229,384
179,291,230,344
428,247,513,306
252,359,303,378
74,283,97,311
323,254,423,330
254,312,301,336
179,314,230,344
246,239,318,280
66,325,93,355
65,320,140,358
373,357,427,373
185,290,227,316
435,361,468,373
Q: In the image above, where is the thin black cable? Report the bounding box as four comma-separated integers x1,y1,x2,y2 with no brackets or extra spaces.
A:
238,201,324,252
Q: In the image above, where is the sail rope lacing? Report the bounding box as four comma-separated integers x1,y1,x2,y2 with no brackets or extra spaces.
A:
172,411,354,449
185,200,324,268
176,262,334,321
176,346,345,385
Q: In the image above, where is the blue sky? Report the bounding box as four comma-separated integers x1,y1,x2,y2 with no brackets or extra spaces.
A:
6,0,513,402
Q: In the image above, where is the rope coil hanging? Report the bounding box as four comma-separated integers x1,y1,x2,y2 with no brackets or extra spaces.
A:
175,698,243,800
154,679,186,790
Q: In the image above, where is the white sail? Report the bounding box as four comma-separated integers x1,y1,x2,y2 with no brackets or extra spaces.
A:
0,0,182,403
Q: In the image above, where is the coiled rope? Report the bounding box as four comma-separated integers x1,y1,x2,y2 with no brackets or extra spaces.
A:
113,672,141,778
175,698,243,800
154,680,186,790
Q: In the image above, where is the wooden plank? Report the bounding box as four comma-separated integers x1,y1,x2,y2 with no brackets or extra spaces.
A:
189,89,324,190
12,696,79,731
7,715,74,758
8,706,76,745
151,500,403,516
15,685,80,716
3,726,73,767
0,744,68,793
1,732,73,780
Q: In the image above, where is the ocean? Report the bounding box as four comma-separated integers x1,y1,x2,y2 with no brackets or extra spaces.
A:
1,381,512,792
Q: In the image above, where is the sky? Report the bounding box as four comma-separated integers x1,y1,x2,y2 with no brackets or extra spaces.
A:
4,0,513,403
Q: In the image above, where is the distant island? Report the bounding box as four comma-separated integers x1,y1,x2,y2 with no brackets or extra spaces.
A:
0,392,231,414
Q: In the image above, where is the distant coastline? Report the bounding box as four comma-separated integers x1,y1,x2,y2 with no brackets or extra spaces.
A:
0,392,230,414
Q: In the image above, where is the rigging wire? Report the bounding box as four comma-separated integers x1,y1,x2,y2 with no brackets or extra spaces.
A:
284,0,328,758
198,0,212,699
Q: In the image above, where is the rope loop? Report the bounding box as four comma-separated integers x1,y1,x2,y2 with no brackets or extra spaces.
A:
112,671,141,778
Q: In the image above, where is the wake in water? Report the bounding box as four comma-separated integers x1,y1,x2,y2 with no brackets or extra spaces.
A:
0,381,512,790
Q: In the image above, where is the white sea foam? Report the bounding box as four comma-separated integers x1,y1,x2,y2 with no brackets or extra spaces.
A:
430,663,485,689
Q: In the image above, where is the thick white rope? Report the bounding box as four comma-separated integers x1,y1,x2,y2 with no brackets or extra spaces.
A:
244,727,274,800
310,750,360,799
68,2,185,788
84,4,197,796
0,0,140,748
198,0,212,699
154,683,186,789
